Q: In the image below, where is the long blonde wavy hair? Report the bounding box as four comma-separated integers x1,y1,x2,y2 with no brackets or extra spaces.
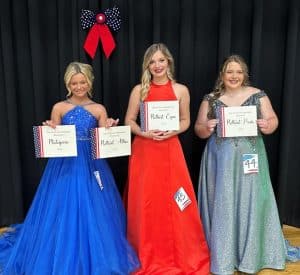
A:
140,43,175,101
211,54,250,100
64,62,94,98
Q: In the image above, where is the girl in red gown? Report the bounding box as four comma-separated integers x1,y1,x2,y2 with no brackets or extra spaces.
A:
124,43,210,275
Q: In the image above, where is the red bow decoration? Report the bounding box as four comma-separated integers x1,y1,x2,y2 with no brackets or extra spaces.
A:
80,7,121,59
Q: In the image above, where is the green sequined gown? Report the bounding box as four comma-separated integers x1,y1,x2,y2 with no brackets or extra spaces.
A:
198,91,286,274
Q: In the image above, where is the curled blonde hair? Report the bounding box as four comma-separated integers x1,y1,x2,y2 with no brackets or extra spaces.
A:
140,43,175,101
64,62,94,98
212,54,250,100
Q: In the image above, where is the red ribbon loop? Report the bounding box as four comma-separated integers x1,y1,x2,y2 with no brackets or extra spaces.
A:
83,24,116,59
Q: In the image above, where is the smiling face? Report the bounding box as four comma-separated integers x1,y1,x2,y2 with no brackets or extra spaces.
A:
68,73,90,99
148,50,169,80
222,61,245,91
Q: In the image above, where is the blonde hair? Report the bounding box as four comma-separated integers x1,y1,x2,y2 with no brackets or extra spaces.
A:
140,43,175,101
64,62,94,98
212,54,250,99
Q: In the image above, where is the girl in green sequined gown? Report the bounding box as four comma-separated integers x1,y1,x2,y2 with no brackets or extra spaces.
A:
195,55,289,274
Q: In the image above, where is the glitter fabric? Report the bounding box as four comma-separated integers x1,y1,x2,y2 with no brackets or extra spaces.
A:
0,104,139,274
198,91,286,274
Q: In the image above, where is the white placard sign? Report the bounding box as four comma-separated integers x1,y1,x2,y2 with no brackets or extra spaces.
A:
217,106,258,137
140,100,180,131
91,126,131,159
33,125,77,158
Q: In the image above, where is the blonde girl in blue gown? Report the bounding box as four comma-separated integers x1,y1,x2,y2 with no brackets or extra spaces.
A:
0,62,139,274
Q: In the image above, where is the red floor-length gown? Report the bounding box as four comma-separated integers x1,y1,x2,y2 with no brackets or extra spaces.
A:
125,81,210,275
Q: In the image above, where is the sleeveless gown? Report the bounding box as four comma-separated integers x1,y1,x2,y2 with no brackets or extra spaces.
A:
198,91,298,274
0,103,139,274
125,81,210,275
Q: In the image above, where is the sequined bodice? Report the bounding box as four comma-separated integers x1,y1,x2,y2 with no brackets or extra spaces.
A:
61,106,97,140
205,90,267,119
205,91,267,147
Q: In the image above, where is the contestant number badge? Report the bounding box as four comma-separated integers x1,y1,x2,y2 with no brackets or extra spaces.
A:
174,187,191,211
243,154,259,174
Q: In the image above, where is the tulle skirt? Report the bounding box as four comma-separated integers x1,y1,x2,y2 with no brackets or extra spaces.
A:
0,140,139,275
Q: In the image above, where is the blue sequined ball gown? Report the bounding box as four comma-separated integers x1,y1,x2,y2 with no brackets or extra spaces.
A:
0,102,139,274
